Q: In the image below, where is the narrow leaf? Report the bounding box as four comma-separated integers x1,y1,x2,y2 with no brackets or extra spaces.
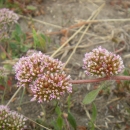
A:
67,111,77,130
1,52,6,59
51,121,60,130
83,86,102,105
27,5,37,10
57,116,63,130
123,68,129,76
91,103,97,122
55,106,62,116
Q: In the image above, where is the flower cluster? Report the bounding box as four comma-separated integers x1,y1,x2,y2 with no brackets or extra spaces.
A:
0,8,19,39
31,72,72,103
83,46,124,77
14,52,72,102
0,105,27,130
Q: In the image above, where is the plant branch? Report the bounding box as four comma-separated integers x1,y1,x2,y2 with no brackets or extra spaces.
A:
69,75,130,84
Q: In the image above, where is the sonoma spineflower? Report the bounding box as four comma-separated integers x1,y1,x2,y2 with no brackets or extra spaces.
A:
14,52,64,87
14,51,72,102
0,105,27,130
0,8,19,39
83,46,124,77
31,71,72,103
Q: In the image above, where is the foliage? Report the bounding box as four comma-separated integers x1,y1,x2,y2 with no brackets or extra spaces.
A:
88,103,97,130
0,66,12,103
83,85,103,105
0,23,50,59
32,29,50,52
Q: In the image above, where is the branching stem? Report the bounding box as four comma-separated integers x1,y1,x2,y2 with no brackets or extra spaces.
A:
69,76,130,84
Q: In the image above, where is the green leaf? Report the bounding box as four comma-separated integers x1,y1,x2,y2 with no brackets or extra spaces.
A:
0,52,6,59
91,103,97,122
11,24,23,42
41,34,47,41
37,35,46,51
57,116,63,130
32,29,39,49
55,106,62,116
27,5,37,10
88,121,95,130
67,111,77,130
83,86,102,105
123,68,129,76
3,64,12,71
15,24,23,35
51,121,60,130
20,45,29,53
9,42,18,49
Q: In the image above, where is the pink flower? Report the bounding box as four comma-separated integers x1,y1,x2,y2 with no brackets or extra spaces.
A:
14,51,72,102
83,46,124,77
0,105,27,130
31,71,72,103
0,8,19,39
14,52,63,87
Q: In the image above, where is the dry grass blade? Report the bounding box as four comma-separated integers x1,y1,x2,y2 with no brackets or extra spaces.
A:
19,14,130,36
45,41,107,57
63,3,105,69
19,14,62,29
83,105,101,130
107,97,121,105
24,115,52,130
51,25,85,58
124,54,130,59
6,86,22,106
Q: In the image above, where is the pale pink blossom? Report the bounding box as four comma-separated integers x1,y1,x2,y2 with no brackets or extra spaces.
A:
0,105,27,130
83,46,124,77
14,52,72,102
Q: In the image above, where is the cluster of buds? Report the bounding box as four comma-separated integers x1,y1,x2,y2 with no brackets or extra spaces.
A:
0,105,27,130
83,46,124,77
0,8,19,39
14,52,72,102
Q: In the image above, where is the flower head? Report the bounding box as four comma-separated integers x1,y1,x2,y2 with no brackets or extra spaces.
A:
83,46,124,77
14,52,64,87
0,8,19,39
14,51,72,102
0,105,27,130
31,71,72,103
